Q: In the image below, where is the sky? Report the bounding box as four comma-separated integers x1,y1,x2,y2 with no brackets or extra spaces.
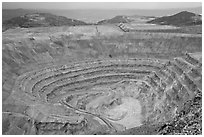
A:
2,2,202,10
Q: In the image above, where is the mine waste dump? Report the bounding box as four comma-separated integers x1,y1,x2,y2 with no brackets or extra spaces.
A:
2,11,202,135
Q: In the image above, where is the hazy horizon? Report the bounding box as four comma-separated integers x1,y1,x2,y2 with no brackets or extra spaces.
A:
2,2,202,23
3,2,202,10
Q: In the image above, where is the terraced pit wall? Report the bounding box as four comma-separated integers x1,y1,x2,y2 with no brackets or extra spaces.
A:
3,52,202,134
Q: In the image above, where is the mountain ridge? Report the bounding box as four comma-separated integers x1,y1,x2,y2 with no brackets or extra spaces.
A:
3,7,201,23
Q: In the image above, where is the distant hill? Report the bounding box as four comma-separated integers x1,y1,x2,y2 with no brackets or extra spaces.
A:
3,7,201,23
97,16,134,24
39,6,202,23
3,13,88,31
2,9,37,22
147,11,202,26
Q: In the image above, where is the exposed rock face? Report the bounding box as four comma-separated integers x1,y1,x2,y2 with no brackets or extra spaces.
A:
147,11,202,26
3,52,202,134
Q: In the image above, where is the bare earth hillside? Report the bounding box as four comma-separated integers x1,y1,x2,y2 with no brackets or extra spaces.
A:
147,11,202,26
2,13,88,32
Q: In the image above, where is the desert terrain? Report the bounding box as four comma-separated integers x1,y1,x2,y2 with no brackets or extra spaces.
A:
2,10,202,135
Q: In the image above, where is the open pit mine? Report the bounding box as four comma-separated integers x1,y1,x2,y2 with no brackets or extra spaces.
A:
2,11,202,135
3,52,202,134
